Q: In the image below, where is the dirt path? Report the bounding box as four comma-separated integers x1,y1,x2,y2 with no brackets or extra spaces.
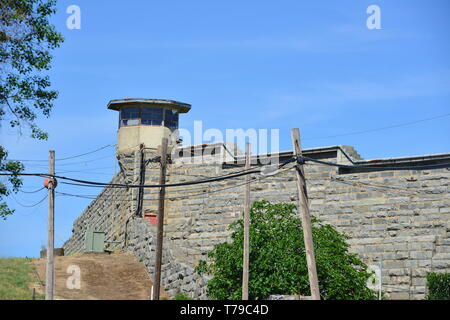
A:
32,252,166,300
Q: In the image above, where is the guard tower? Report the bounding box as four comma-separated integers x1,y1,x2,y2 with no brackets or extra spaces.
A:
107,98,191,153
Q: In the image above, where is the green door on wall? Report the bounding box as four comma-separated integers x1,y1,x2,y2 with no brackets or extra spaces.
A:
85,231,105,253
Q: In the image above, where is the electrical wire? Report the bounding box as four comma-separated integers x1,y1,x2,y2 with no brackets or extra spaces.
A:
19,186,46,194
10,193,48,208
55,166,116,173
57,171,428,202
60,181,121,188
55,167,294,202
1,155,448,189
330,177,441,196
302,156,450,172
10,143,143,167
17,195,48,216
57,157,450,188
10,144,115,162
54,167,261,189
36,154,117,167
304,112,450,140
64,166,294,200
61,159,292,188
0,158,295,189
55,144,114,161
16,155,450,191
56,171,115,177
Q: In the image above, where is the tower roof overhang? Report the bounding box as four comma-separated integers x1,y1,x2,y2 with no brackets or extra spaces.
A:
107,98,191,113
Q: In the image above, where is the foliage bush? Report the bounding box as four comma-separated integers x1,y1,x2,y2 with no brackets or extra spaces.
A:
173,292,192,300
427,273,450,300
196,200,377,300
0,0,64,219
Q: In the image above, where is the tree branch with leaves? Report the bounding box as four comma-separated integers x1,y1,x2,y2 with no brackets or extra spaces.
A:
0,0,63,219
196,200,378,300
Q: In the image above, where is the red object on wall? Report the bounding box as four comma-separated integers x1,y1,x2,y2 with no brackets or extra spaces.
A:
145,215,157,225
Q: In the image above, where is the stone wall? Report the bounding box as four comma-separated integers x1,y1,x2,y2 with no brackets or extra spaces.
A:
63,172,133,254
63,149,211,299
126,218,209,299
63,145,450,300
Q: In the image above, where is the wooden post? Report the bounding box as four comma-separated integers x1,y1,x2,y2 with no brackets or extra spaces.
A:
290,129,320,300
45,150,55,300
379,256,383,300
152,138,168,300
32,288,36,300
242,143,251,300
136,144,145,217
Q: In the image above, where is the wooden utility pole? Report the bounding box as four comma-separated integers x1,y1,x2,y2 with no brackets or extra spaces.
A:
242,142,251,300
136,144,146,218
45,150,55,300
152,138,168,300
290,129,320,300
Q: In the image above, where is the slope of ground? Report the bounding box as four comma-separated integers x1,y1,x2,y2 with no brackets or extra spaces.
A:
0,258,43,300
32,252,166,300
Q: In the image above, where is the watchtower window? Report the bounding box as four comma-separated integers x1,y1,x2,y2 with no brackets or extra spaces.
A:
119,106,178,129
165,109,179,130
142,107,163,125
120,107,140,126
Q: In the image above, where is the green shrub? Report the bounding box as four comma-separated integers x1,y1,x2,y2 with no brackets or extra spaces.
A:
196,200,377,300
174,292,192,300
427,273,450,300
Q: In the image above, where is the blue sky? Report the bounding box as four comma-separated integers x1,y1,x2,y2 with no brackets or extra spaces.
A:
1,0,449,257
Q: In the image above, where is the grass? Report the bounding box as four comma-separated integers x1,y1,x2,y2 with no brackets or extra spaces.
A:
173,292,192,300
0,258,44,300
161,293,193,300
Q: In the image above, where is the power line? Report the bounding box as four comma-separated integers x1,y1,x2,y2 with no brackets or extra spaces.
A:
330,177,438,196
9,143,144,165
19,186,46,194
55,166,116,173
23,162,117,172
39,154,116,167
10,193,48,208
8,154,118,169
10,144,115,162
0,159,293,189
58,164,291,189
60,181,120,188
302,156,450,172
59,167,263,188
17,196,48,216
55,167,294,202
48,165,439,202
67,167,294,200
1,155,449,189
56,171,115,176
51,165,441,204
67,158,294,188
304,112,450,140
55,144,115,161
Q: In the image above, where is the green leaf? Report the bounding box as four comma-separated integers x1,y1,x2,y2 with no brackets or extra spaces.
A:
0,0,63,219
196,200,378,300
